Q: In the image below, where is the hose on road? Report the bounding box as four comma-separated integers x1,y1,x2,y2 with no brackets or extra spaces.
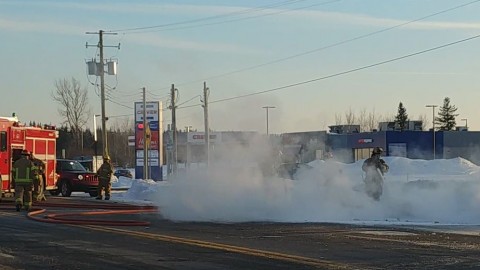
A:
1,199,158,226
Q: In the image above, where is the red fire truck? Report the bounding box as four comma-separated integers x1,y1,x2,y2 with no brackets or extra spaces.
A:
0,115,58,198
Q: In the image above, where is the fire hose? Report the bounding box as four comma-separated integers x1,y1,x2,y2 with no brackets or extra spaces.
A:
1,200,158,226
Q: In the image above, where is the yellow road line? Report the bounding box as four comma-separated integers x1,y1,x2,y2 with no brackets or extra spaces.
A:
83,225,355,269
0,211,19,217
347,234,480,251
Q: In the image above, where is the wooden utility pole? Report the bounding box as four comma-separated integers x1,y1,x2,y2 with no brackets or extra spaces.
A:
202,82,210,166
99,31,108,159
85,30,119,159
170,84,178,173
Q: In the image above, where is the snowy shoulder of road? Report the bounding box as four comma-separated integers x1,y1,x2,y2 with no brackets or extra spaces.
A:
112,157,480,227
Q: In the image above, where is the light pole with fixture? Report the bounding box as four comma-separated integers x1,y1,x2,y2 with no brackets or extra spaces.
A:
426,105,438,160
461,118,468,130
262,106,276,135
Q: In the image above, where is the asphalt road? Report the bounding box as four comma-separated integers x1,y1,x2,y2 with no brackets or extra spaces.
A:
1,196,479,270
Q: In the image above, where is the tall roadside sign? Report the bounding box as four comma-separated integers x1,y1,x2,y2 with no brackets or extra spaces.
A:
134,101,163,180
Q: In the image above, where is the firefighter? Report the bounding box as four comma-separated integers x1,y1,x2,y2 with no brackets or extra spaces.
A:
96,155,113,200
31,154,47,202
12,150,37,211
362,147,389,200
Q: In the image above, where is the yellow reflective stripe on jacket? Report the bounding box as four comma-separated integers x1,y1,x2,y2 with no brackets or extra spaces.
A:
31,165,39,179
14,167,33,183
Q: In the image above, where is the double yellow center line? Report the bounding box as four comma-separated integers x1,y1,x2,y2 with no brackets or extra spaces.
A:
84,225,354,269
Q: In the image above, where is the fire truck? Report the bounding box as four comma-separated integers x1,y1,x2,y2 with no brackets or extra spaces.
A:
0,115,58,198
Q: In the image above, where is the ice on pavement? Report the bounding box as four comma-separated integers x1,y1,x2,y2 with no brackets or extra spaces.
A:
117,157,480,224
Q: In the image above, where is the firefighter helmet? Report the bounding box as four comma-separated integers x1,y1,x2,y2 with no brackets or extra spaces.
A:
20,149,30,156
372,147,383,155
103,155,110,161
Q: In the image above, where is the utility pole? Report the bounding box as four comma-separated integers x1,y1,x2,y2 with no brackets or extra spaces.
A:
143,87,148,179
99,30,107,158
86,30,119,159
170,84,178,173
202,82,210,166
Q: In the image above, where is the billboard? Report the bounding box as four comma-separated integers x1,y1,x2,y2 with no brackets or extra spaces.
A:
134,101,163,180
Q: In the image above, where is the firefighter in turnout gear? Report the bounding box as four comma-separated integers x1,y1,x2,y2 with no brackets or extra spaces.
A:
362,147,389,201
31,154,47,202
96,155,114,200
12,150,37,211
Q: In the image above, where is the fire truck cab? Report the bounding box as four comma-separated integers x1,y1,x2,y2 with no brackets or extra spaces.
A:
0,115,58,198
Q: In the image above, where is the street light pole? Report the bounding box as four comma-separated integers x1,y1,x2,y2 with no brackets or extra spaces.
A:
461,118,468,130
93,114,101,171
426,105,438,160
262,106,276,135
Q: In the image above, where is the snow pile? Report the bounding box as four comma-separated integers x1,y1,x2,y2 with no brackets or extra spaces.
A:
111,176,133,189
123,157,480,224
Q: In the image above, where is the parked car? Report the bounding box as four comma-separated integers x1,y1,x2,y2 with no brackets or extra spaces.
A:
114,169,133,179
51,159,99,197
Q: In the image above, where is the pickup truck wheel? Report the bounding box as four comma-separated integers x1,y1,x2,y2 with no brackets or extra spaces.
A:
60,181,72,197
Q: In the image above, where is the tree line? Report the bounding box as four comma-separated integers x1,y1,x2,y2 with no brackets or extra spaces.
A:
54,121,135,168
394,97,459,131
335,97,460,132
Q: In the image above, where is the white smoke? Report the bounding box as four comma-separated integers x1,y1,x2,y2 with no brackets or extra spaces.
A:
126,143,480,225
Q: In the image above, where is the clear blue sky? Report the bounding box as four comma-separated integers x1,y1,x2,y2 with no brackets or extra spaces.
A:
1,0,480,133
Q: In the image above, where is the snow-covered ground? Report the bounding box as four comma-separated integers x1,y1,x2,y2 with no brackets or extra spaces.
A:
111,157,480,227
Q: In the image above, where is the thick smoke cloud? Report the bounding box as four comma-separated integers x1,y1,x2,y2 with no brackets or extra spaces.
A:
125,142,480,225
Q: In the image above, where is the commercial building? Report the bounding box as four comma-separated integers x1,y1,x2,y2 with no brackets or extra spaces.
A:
282,124,480,165
165,123,480,167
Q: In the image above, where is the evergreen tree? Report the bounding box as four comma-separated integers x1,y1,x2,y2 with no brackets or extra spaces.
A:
435,97,458,131
394,102,408,131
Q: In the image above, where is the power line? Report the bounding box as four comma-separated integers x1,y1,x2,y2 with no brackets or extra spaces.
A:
176,34,480,108
177,95,202,107
106,95,134,109
146,90,170,99
177,104,201,110
106,0,306,33
169,0,480,91
126,0,341,34
213,34,480,103
112,92,141,98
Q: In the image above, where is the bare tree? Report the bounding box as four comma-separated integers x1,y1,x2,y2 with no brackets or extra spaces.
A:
109,117,135,167
357,108,368,132
336,108,380,131
418,114,429,131
334,113,342,125
344,107,356,125
52,78,91,149
367,108,378,131
380,114,395,123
